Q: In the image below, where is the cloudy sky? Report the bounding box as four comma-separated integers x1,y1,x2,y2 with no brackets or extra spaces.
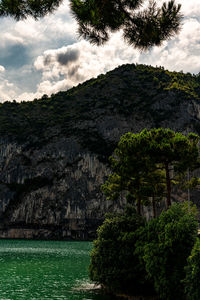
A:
0,0,199,102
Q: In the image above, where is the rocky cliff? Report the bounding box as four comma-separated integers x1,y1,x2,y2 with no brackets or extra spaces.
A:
0,63,200,240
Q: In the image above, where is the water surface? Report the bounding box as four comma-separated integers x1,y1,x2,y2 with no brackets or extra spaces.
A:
0,239,113,299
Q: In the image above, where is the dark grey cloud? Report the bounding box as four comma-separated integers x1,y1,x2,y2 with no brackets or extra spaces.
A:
57,49,79,66
44,54,53,66
68,65,79,77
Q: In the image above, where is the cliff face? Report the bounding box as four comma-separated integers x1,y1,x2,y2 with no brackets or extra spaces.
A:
0,64,200,240
0,138,114,239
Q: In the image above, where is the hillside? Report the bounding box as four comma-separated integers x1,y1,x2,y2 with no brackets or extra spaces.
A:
2,64,200,153
0,63,200,239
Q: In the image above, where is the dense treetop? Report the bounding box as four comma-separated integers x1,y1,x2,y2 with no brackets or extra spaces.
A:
102,128,200,215
89,202,199,299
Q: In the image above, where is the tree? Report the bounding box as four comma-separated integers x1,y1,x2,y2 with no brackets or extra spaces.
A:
184,238,200,300
102,131,166,215
89,206,155,296
0,0,62,20
70,0,182,49
145,128,200,208
136,203,198,300
102,128,200,214
140,167,166,218
89,202,199,298
0,0,182,50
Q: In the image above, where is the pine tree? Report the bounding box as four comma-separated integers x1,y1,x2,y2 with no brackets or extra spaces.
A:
0,0,62,20
0,1,182,51
70,0,182,50
102,129,200,214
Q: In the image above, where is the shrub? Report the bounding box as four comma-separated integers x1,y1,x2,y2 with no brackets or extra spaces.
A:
89,203,198,299
89,207,154,296
137,203,198,300
184,238,200,300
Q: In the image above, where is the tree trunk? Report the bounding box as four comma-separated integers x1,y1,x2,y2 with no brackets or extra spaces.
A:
137,198,141,215
152,196,156,218
165,162,171,209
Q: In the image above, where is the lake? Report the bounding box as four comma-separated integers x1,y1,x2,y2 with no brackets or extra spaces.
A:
0,239,114,299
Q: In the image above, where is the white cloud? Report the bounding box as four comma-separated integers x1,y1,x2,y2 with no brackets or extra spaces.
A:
18,9,199,100
0,81,18,102
29,33,140,99
0,0,200,102
179,0,200,17
139,17,200,74
1,33,24,48
0,66,5,72
0,0,77,58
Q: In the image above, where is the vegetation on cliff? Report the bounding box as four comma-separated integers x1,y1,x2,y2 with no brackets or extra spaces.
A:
1,64,200,152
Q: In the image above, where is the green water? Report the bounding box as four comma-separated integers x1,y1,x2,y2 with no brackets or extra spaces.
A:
0,239,113,300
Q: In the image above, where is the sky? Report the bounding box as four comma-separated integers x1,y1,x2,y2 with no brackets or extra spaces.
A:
0,0,199,102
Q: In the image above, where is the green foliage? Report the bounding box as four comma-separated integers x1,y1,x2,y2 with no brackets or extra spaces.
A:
137,203,198,300
70,0,182,50
103,128,200,214
102,129,166,214
0,0,182,50
183,238,200,300
89,202,199,298
89,207,154,296
0,0,62,20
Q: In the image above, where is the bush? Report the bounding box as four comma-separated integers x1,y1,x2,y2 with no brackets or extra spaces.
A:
184,238,200,300
89,207,154,296
137,203,198,300
89,203,198,299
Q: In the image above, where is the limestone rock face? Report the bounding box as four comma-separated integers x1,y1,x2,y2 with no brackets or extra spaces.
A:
0,64,200,239
0,136,126,240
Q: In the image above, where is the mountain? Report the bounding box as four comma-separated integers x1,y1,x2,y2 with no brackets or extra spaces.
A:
0,63,200,240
